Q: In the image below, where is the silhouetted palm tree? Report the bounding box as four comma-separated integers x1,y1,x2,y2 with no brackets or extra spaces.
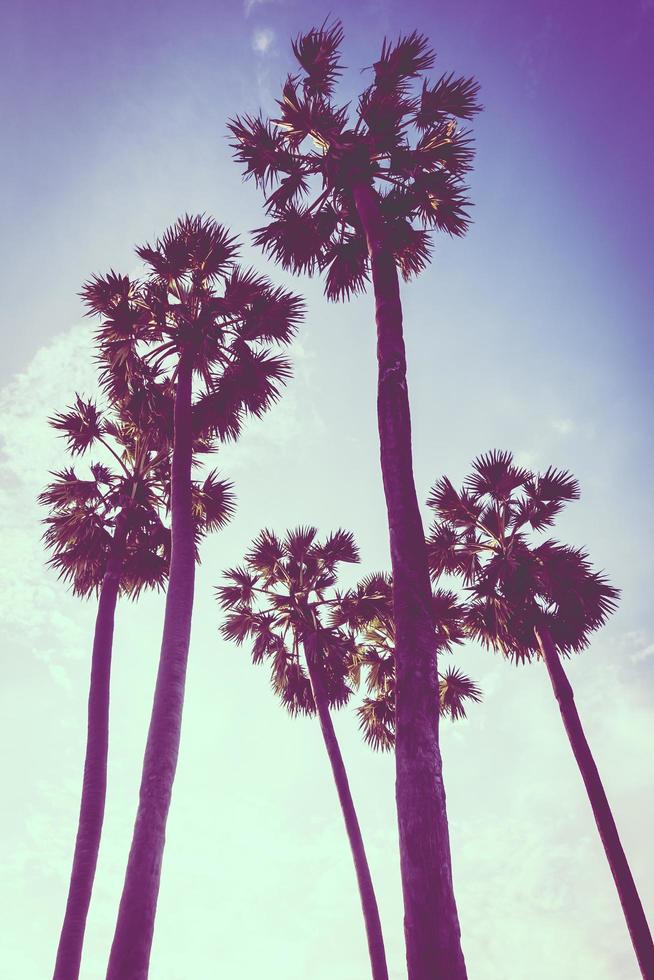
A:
41,391,232,980
334,574,481,751
427,450,654,979
84,215,303,979
229,23,480,976
217,527,389,980
41,394,168,980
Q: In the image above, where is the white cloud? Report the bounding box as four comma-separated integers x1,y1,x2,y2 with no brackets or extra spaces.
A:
244,0,277,17
632,641,654,664
252,28,275,54
552,417,575,435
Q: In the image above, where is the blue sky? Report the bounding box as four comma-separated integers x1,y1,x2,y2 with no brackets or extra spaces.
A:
1,1,653,977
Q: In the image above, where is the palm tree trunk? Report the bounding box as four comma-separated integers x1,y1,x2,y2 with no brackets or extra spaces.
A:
535,626,654,979
352,182,466,980
303,636,389,980
106,355,196,980
52,521,127,980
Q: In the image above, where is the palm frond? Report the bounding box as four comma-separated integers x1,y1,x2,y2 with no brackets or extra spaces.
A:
274,75,347,148
215,566,258,610
465,450,530,501
426,521,462,578
357,695,395,751
411,171,472,236
310,529,360,568
192,471,236,537
253,206,330,275
390,221,433,280
49,396,105,455
137,214,239,282
284,525,318,562
439,666,482,720
415,74,482,128
221,605,260,646
80,271,133,316
246,528,285,580
291,19,345,98
373,32,435,92
240,282,305,344
416,124,475,177
427,476,478,526
228,114,294,190
264,169,310,213
322,235,370,301
527,466,580,503
39,468,104,509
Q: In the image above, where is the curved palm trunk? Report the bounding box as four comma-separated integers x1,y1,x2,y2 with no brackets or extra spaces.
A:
353,183,467,980
53,523,127,980
536,627,654,979
107,356,195,980
303,637,389,980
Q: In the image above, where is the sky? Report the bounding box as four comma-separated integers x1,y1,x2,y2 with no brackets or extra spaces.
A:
1,0,653,977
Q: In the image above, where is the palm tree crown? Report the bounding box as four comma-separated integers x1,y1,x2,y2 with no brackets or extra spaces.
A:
217,526,361,714
229,20,481,299
426,450,620,662
333,573,481,751
39,392,235,597
83,213,303,439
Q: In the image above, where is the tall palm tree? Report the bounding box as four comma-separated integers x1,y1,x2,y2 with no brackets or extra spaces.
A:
41,391,232,980
84,215,303,979
334,574,481,751
229,23,480,976
427,450,654,978
217,527,389,980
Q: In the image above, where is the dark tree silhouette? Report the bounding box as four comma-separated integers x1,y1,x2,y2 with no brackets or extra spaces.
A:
229,22,480,977
334,574,481,751
427,450,654,979
84,215,303,980
41,391,232,980
217,527,389,980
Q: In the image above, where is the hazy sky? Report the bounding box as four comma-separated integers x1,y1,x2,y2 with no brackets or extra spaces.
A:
1,1,653,977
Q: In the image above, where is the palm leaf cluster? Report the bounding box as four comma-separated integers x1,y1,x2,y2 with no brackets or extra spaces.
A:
333,573,481,751
229,20,481,300
40,394,236,597
217,527,361,715
82,214,303,442
40,395,170,598
427,450,620,661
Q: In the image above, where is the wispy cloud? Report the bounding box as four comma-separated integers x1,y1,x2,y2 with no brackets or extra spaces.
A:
252,28,275,55
631,641,654,664
551,417,575,435
244,0,278,17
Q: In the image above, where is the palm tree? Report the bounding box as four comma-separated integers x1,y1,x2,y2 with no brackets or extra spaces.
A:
228,23,480,975
41,393,169,980
334,574,482,751
217,527,389,980
84,215,303,980
427,450,654,978
41,390,232,980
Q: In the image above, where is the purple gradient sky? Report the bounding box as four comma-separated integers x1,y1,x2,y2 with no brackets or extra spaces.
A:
1,2,653,978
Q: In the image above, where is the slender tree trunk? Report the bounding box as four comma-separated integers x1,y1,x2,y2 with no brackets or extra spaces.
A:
52,521,127,980
303,636,389,980
106,355,196,980
536,626,654,979
352,183,466,980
